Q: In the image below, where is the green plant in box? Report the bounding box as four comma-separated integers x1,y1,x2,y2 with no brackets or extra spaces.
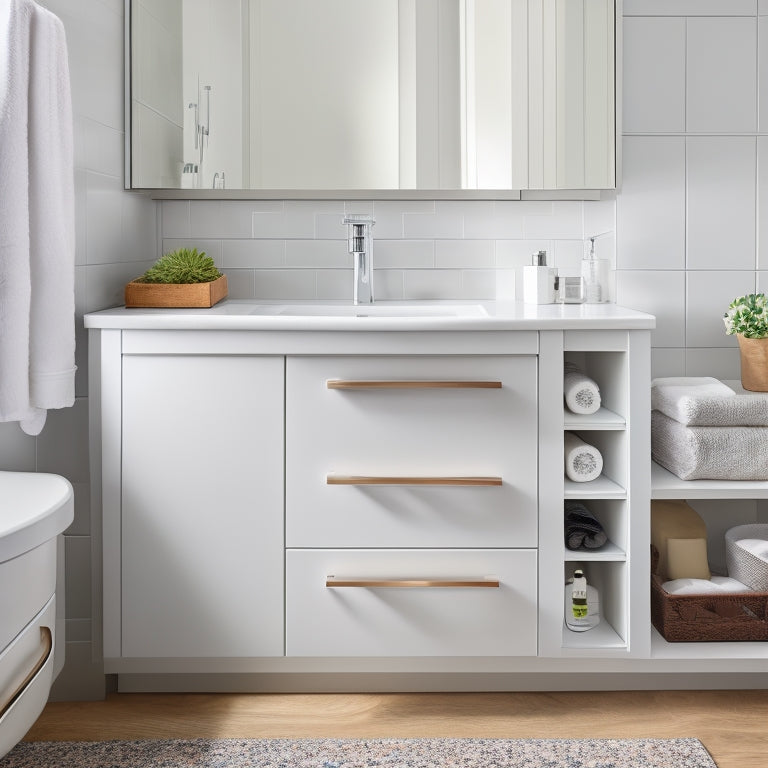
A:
723,293,768,339
138,248,222,284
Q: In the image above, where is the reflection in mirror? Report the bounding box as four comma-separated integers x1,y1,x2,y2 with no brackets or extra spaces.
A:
129,0,615,193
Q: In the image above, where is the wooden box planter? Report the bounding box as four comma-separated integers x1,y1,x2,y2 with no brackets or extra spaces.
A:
125,274,228,308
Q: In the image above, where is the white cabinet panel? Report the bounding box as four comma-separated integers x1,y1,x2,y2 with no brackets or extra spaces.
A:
616,137,685,270
686,137,756,270
622,18,685,134
120,355,284,658
286,549,537,657
286,356,537,548
686,17,757,133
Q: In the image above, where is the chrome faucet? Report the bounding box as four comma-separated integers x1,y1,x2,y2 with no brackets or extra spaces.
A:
343,215,375,304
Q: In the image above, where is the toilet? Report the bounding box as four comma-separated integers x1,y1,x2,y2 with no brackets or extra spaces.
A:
0,471,74,759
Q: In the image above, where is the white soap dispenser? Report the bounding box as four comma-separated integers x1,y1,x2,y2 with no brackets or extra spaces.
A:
581,235,610,304
523,250,557,304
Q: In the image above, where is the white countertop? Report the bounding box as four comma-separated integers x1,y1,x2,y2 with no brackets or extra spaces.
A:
84,300,656,331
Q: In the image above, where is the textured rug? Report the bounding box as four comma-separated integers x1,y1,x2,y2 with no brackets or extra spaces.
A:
1,738,717,768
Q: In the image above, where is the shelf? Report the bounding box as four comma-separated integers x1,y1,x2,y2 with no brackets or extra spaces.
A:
564,540,625,561
564,475,626,499
561,620,627,651
650,627,768,660
651,462,768,499
563,407,625,430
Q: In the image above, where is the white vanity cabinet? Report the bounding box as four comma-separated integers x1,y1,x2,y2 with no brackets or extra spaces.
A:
100,335,285,661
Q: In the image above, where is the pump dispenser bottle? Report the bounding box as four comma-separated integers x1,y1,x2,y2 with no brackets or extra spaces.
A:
523,250,557,304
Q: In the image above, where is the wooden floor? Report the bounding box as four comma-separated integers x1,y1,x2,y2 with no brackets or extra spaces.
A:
24,690,768,768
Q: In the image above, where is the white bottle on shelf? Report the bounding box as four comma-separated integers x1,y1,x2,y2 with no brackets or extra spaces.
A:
564,569,601,632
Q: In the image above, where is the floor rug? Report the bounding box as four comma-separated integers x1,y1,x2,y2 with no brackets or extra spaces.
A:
1,738,717,768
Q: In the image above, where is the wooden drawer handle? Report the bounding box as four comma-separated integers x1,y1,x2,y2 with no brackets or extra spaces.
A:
326,576,500,588
327,380,502,390
0,626,52,719
326,475,502,486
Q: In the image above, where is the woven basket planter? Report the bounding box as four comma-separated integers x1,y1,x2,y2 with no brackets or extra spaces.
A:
737,334,768,391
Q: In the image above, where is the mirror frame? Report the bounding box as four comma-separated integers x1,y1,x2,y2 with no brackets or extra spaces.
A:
124,0,621,201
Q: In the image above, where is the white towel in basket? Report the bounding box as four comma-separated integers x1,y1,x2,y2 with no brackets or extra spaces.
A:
564,432,603,482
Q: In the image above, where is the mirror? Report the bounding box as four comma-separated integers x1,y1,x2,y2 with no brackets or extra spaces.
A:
129,0,615,194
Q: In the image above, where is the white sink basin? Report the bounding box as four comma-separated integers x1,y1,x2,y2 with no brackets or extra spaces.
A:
248,303,488,318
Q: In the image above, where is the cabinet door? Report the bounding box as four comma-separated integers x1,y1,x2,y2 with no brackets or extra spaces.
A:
120,355,284,658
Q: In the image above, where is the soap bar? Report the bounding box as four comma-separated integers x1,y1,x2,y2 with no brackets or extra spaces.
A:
651,500,709,580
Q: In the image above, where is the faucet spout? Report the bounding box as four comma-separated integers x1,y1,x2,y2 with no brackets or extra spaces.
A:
343,215,375,304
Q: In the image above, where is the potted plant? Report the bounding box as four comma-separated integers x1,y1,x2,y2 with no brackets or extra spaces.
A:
125,248,228,308
723,292,768,391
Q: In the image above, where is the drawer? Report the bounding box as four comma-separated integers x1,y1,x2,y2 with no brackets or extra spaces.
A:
286,356,537,548
286,549,537,657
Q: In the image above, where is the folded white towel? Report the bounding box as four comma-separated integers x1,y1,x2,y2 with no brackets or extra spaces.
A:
564,362,601,415
651,376,768,426
661,576,753,595
564,432,603,482
0,0,76,435
652,410,768,480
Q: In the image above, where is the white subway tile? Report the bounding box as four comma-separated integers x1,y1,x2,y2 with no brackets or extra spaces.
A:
687,18,757,133
85,261,154,312
316,270,351,300
316,213,348,240
494,269,517,302
616,270,685,348
74,170,87,266
761,0,768,15
403,270,463,299
374,240,434,269
687,137,756,270
222,240,284,269
286,240,349,269
253,270,316,300
552,241,586,277
85,172,124,265
757,270,768,293
523,202,583,239
759,138,768,269
162,239,223,266
624,0,756,15
760,18,768,129
372,201,435,239
37,398,90,483
161,201,191,238
83,119,123,178
222,269,256,299
460,270,496,299
373,270,405,300
584,194,616,244
436,240,495,269
623,18,685,134
496,240,553,268
286,201,344,238
190,201,256,239
64,536,92,620
463,202,525,239
685,347,741,381
0,423,36,472
617,137,685,270
686,270,753,348
121,192,157,262
403,204,463,239
651,348,686,379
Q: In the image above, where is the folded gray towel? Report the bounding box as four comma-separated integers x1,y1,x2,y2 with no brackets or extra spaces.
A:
564,501,607,550
652,410,768,480
652,376,768,426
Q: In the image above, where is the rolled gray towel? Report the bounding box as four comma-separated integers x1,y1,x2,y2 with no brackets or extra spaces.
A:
564,501,607,550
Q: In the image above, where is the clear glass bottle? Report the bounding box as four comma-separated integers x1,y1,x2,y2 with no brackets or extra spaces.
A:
581,236,610,304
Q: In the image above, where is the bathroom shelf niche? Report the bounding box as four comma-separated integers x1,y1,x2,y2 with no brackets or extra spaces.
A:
564,541,625,561
562,620,627,651
651,461,768,499
563,407,625,430
564,475,626,499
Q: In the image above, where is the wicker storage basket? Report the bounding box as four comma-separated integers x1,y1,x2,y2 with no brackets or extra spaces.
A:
650,547,768,642
725,524,768,592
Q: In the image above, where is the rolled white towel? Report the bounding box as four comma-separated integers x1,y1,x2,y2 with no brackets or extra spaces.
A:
564,363,601,415
564,431,603,483
662,576,753,595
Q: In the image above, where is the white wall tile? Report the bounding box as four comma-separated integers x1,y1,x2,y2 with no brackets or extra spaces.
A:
66,482,91,537
85,173,125,265
624,0,757,16
37,399,90,483
686,270,753,348
461,270,497,299
403,203,464,239
374,240,434,269
371,201,435,239
316,269,352,300
373,270,405,300
494,269,517,301
651,348,686,379
760,18,768,130
222,240,284,269
584,194,616,243
0,423,36,472
64,536,92,619
623,18,685,134
223,269,256,299
161,201,191,237
685,347,741,381
403,270,463,299
435,240,495,268
252,270,316,300
523,202,583,239
286,240,350,269
616,271,685,347
617,137,685,270
686,137,756,270
161,239,223,266
761,0,768,15
496,240,553,268
758,139,768,269
463,202,525,239
85,261,154,312
552,240,587,277
687,18,757,133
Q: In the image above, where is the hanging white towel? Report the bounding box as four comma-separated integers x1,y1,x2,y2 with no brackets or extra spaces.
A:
564,431,603,483
0,0,75,435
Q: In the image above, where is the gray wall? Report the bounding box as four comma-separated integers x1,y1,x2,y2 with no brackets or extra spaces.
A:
0,0,764,699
